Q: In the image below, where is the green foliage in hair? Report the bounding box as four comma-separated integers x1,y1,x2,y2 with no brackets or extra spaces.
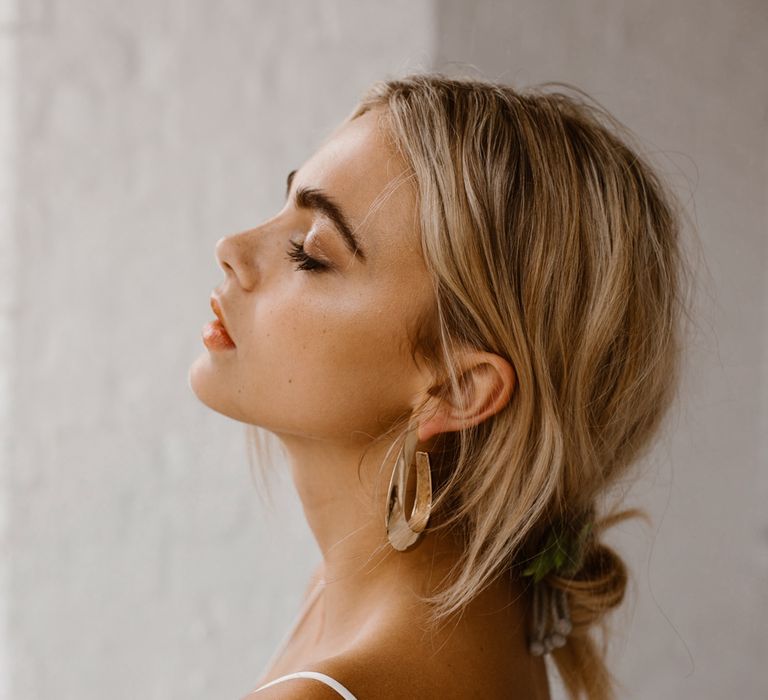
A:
522,521,594,583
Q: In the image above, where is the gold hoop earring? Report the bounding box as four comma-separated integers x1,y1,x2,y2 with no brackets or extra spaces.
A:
385,424,433,551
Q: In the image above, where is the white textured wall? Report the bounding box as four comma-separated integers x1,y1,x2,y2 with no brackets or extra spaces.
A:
434,1,768,698
0,0,18,698
4,2,434,698
3,1,766,699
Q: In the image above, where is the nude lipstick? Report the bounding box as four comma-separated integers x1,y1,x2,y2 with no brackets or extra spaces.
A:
203,295,236,351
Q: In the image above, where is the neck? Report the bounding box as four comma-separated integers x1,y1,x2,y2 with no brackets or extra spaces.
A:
275,428,466,643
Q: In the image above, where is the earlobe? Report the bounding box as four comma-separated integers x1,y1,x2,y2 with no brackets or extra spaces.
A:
416,407,455,444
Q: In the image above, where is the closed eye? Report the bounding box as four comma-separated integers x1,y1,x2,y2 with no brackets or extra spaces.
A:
286,240,330,273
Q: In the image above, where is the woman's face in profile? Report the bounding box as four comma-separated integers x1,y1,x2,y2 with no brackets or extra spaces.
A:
188,108,436,441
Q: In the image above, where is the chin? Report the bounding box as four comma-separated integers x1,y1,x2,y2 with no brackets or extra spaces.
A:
186,355,253,424
187,355,213,405
187,354,225,412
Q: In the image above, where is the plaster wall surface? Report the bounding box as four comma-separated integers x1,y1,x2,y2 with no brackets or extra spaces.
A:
0,0,18,692
5,2,433,698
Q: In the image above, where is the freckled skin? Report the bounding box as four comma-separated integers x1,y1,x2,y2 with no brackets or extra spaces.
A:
188,109,547,698
189,109,433,441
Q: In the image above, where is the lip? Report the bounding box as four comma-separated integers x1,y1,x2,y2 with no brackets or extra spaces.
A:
209,292,236,346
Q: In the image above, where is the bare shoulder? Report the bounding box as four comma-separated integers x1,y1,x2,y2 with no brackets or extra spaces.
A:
243,577,548,699
313,603,550,700
253,631,541,700
240,639,546,700
237,650,433,700
238,652,413,700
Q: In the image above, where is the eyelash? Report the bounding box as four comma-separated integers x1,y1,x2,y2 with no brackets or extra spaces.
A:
286,239,330,273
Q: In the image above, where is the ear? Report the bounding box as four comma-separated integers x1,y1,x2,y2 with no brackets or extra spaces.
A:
416,351,516,444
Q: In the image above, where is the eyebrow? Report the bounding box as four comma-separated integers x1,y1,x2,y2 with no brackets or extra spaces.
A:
285,169,367,262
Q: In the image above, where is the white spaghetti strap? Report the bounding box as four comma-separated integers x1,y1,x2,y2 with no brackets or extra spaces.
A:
253,670,358,699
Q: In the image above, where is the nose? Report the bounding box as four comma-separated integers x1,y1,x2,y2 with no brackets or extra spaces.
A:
215,230,258,291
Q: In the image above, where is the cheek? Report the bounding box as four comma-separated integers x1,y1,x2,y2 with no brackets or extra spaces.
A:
237,292,417,438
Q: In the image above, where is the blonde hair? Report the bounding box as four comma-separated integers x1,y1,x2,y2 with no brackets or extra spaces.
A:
249,73,696,699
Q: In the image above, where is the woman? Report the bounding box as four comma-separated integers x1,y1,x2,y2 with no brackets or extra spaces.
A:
188,73,691,699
